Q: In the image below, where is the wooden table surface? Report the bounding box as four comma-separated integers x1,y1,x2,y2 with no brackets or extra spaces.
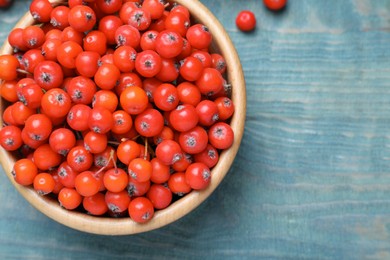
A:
1,0,390,259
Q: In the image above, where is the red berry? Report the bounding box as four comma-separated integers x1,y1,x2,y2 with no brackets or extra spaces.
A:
236,10,256,32
263,0,287,11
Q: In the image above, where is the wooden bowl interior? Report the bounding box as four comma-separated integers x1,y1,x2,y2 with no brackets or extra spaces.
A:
0,0,246,235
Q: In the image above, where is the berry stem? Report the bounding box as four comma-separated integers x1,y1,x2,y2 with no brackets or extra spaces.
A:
16,68,32,76
107,140,120,146
144,137,148,160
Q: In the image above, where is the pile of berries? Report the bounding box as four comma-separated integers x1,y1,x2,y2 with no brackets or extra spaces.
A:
0,0,235,223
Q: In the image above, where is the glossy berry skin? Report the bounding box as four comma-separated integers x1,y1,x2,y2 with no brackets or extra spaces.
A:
61,26,84,45
96,0,122,14
135,50,162,78
67,76,97,105
83,30,107,56
75,51,100,78
41,39,62,61
142,0,165,20
93,90,119,112
83,131,107,154
24,113,53,142
168,172,191,196
10,101,35,126
147,184,172,210
134,108,164,137
94,63,121,90
68,5,97,33
214,96,235,121
111,110,133,134
116,72,143,96
153,83,179,111
67,104,92,132
150,158,170,184
0,125,22,151
33,143,63,171
164,11,190,37
67,145,93,172
57,161,78,188
128,158,152,183
22,49,45,73
58,187,82,210
191,50,212,68
186,24,212,50
156,139,183,165
120,86,149,115
128,8,152,31
128,197,154,223
172,153,192,172
153,126,174,145
88,107,114,134
208,122,234,150
49,128,76,156
0,55,19,81
113,46,137,73
30,0,52,22
22,25,45,49
51,171,64,195
8,28,27,52
194,144,219,168
12,158,38,186
119,2,140,23
211,53,227,74
169,104,199,132
33,60,64,90
98,15,123,45
177,82,201,107
103,168,129,193
179,56,203,82
236,10,256,32
83,192,108,216
18,83,44,109
155,30,184,59
263,0,287,11
140,30,158,51
155,58,179,82
196,100,219,127
20,130,40,152
50,6,70,30
33,172,56,195
178,126,208,154
75,170,100,197
105,190,131,216
195,68,224,96
40,88,72,118
117,140,141,165
127,178,151,198
185,162,211,190
1,80,18,103
115,24,141,48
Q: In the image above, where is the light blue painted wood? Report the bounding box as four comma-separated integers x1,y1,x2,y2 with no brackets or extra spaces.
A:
1,0,390,259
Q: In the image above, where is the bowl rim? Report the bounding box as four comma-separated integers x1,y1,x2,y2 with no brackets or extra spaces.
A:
0,0,246,235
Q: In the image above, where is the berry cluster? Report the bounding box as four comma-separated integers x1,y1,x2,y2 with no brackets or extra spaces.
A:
0,0,235,223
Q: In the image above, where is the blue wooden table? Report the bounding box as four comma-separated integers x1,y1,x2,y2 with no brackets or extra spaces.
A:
1,0,390,259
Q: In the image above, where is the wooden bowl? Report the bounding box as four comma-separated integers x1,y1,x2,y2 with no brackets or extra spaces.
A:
0,0,246,235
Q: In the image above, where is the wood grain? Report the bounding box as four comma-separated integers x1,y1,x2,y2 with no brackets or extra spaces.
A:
1,0,390,258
